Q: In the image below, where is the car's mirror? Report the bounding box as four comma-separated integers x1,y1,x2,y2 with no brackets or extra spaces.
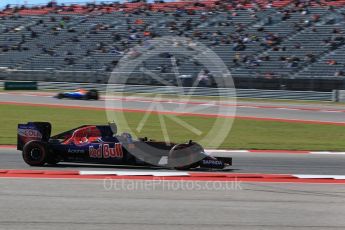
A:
109,122,117,135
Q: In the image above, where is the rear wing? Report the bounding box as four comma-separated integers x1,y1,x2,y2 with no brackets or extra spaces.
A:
17,122,51,150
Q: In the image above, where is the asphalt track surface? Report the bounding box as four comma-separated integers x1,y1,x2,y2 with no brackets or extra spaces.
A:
1,178,345,230
1,92,345,123
1,148,345,175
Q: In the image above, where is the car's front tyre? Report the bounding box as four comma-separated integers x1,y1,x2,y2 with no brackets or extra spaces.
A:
168,142,204,170
57,93,64,99
86,90,99,100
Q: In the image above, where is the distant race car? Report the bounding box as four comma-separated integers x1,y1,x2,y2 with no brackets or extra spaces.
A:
17,122,232,170
56,89,99,100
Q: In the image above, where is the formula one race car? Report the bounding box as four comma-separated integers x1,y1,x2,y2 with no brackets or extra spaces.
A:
56,89,99,100
17,122,232,170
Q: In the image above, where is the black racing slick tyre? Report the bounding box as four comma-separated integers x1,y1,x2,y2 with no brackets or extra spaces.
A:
22,141,48,166
168,142,205,170
86,90,99,100
57,93,64,99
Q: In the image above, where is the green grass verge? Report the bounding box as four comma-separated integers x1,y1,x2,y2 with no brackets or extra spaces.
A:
1,104,345,150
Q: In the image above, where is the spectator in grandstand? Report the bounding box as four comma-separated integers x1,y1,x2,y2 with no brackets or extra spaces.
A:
294,43,302,49
264,72,274,79
197,69,210,87
109,46,124,55
285,56,300,68
312,14,321,23
233,53,241,66
112,32,121,42
66,51,73,56
327,60,337,65
129,33,139,40
259,54,270,61
59,20,65,29
64,57,75,65
266,16,273,25
135,19,144,25
247,56,261,67
335,70,345,77
293,22,304,32
233,41,246,51
304,54,316,64
128,48,141,59
262,33,281,48
20,34,26,43
281,10,291,21
30,31,38,38
301,8,310,15
333,28,341,34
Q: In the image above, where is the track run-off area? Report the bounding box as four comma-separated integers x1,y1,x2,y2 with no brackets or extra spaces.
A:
1,91,345,124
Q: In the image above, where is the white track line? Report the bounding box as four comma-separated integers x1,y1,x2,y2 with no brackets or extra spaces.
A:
79,171,189,176
205,149,249,153
293,174,345,179
79,171,345,180
310,151,345,155
206,149,345,155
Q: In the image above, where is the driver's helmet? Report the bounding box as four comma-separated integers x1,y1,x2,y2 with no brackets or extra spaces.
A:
80,136,88,143
77,88,86,94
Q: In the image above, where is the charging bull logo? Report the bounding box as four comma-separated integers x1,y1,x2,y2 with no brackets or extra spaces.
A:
89,143,123,159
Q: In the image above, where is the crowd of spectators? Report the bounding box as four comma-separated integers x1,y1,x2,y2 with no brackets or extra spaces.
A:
0,0,345,79
0,0,337,16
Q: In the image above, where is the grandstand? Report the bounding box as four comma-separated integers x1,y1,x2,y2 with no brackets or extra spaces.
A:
0,0,345,91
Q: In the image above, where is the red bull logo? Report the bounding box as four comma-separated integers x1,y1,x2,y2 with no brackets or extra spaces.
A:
89,143,123,158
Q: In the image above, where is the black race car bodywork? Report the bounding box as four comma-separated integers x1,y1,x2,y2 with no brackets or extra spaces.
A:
56,89,99,100
17,122,232,170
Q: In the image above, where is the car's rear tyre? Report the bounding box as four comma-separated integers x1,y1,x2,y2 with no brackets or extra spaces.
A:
22,141,48,166
168,142,204,170
86,90,99,100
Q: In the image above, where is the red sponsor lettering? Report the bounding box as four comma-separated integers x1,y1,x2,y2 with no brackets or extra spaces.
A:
115,143,123,158
89,143,123,159
109,145,116,158
96,146,102,158
103,144,110,158
89,145,102,158
89,146,96,158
